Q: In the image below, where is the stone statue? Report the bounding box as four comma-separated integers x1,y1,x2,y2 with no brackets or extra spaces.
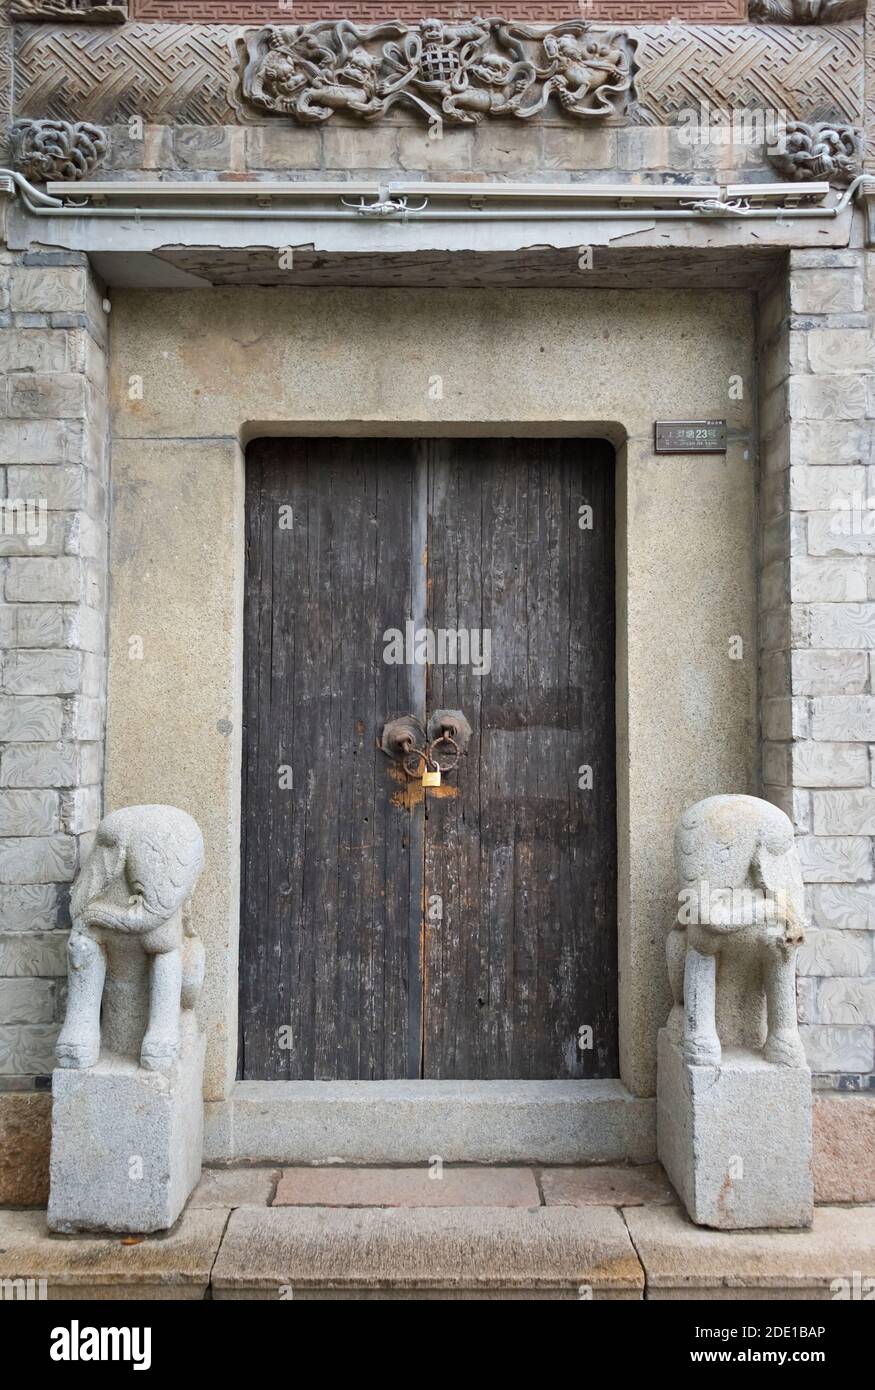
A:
665,795,807,1069
56,806,205,1073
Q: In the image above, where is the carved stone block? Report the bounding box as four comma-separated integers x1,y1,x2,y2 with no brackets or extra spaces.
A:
11,118,108,181
48,1015,205,1233
657,1032,813,1229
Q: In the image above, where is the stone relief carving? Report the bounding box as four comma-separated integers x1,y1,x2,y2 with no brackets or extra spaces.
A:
10,0,127,21
749,0,864,20
56,806,205,1073
767,119,862,182
13,21,863,129
240,20,633,126
11,117,109,179
665,795,808,1069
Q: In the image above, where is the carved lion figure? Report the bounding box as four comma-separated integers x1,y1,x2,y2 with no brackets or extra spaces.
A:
56,806,205,1072
665,795,807,1069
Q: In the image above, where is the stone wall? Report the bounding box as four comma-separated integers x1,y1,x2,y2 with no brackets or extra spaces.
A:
0,230,108,1088
759,247,875,1092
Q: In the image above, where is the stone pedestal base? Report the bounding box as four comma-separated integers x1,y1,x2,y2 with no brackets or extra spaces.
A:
657,1030,813,1230
48,1022,205,1234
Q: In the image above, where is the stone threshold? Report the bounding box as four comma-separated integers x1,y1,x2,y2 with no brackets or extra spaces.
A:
1,1168,872,1300
204,1079,656,1165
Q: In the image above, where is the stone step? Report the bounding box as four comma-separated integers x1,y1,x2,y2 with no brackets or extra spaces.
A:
211,1205,644,1300
1,1200,872,1301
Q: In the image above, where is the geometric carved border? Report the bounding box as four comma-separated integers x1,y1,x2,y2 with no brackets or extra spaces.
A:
130,2,747,19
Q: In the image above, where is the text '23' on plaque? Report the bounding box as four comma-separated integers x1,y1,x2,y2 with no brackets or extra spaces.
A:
654,420,727,455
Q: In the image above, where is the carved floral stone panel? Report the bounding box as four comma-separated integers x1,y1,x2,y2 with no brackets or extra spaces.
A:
239,20,633,126
766,118,862,182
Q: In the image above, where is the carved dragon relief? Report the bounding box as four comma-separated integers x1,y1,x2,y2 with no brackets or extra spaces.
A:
749,0,864,20
239,20,633,128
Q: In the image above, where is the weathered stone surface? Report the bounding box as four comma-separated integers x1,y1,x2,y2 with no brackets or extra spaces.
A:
274,1166,541,1208
540,1163,676,1208
625,1204,875,1300
204,1080,657,1166
812,1095,875,1203
0,1091,51,1206
657,1033,813,1231
48,1023,205,1234
189,1165,278,1209
0,1207,226,1300
212,1205,643,1299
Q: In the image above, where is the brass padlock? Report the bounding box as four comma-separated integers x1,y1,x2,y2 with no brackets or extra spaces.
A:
422,766,441,788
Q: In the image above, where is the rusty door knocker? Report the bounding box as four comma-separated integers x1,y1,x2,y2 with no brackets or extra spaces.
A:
380,709,472,786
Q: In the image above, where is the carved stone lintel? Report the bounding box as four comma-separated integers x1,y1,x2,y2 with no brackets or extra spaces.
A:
766,119,862,183
749,0,864,20
11,118,109,182
240,20,633,129
10,0,127,22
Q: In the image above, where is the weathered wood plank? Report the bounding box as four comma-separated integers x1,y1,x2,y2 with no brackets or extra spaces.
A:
239,439,422,1079
423,439,618,1079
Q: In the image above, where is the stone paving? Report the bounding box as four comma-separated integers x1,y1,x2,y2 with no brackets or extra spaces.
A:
1,1163,872,1300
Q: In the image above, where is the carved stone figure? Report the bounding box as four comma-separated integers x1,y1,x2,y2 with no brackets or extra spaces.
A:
11,119,109,182
767,120,861,183
665,795,807,1069
56,806,205,1073
240,19,632,129
749,0,864,20
10,0,126,22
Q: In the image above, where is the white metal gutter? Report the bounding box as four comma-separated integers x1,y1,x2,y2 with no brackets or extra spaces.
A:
4,170,872,224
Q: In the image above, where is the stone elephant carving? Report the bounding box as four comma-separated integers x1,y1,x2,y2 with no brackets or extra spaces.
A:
56,805,205,1072
665,794,807,1069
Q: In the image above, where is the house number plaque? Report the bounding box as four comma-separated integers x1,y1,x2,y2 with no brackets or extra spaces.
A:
654,420,727,454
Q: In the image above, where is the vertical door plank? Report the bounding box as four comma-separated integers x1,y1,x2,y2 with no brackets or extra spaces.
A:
239,438,422,1079
423,439,618,1078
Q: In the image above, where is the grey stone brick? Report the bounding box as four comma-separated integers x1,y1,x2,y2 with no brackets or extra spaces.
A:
10,268,87,315
809,882,875,931
0,978,55,1025
791,649,868,696
0,791,59,836
790,269,864,316
799,1025,874,1072
788,375,868,421
0,419,66,466
0,1023,59,1075
0,931,68,977
0,883,61,931
0,513,67,558
0,695,64,742
0,330,67,374
5,557,80,603
809,603,875,649
5,467,85,514
2,649,81,696
792,741,868,787
7,374,86,420
807,330,875,376
0,741,78,789
0,834,76,884
817,978,875,1025
796,835,872,882
244,125,323,171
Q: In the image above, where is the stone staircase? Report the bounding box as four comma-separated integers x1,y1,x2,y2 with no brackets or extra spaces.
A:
1,1164,872,1300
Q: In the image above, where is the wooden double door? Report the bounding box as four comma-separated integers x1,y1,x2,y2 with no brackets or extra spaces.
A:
239,437,617,1080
